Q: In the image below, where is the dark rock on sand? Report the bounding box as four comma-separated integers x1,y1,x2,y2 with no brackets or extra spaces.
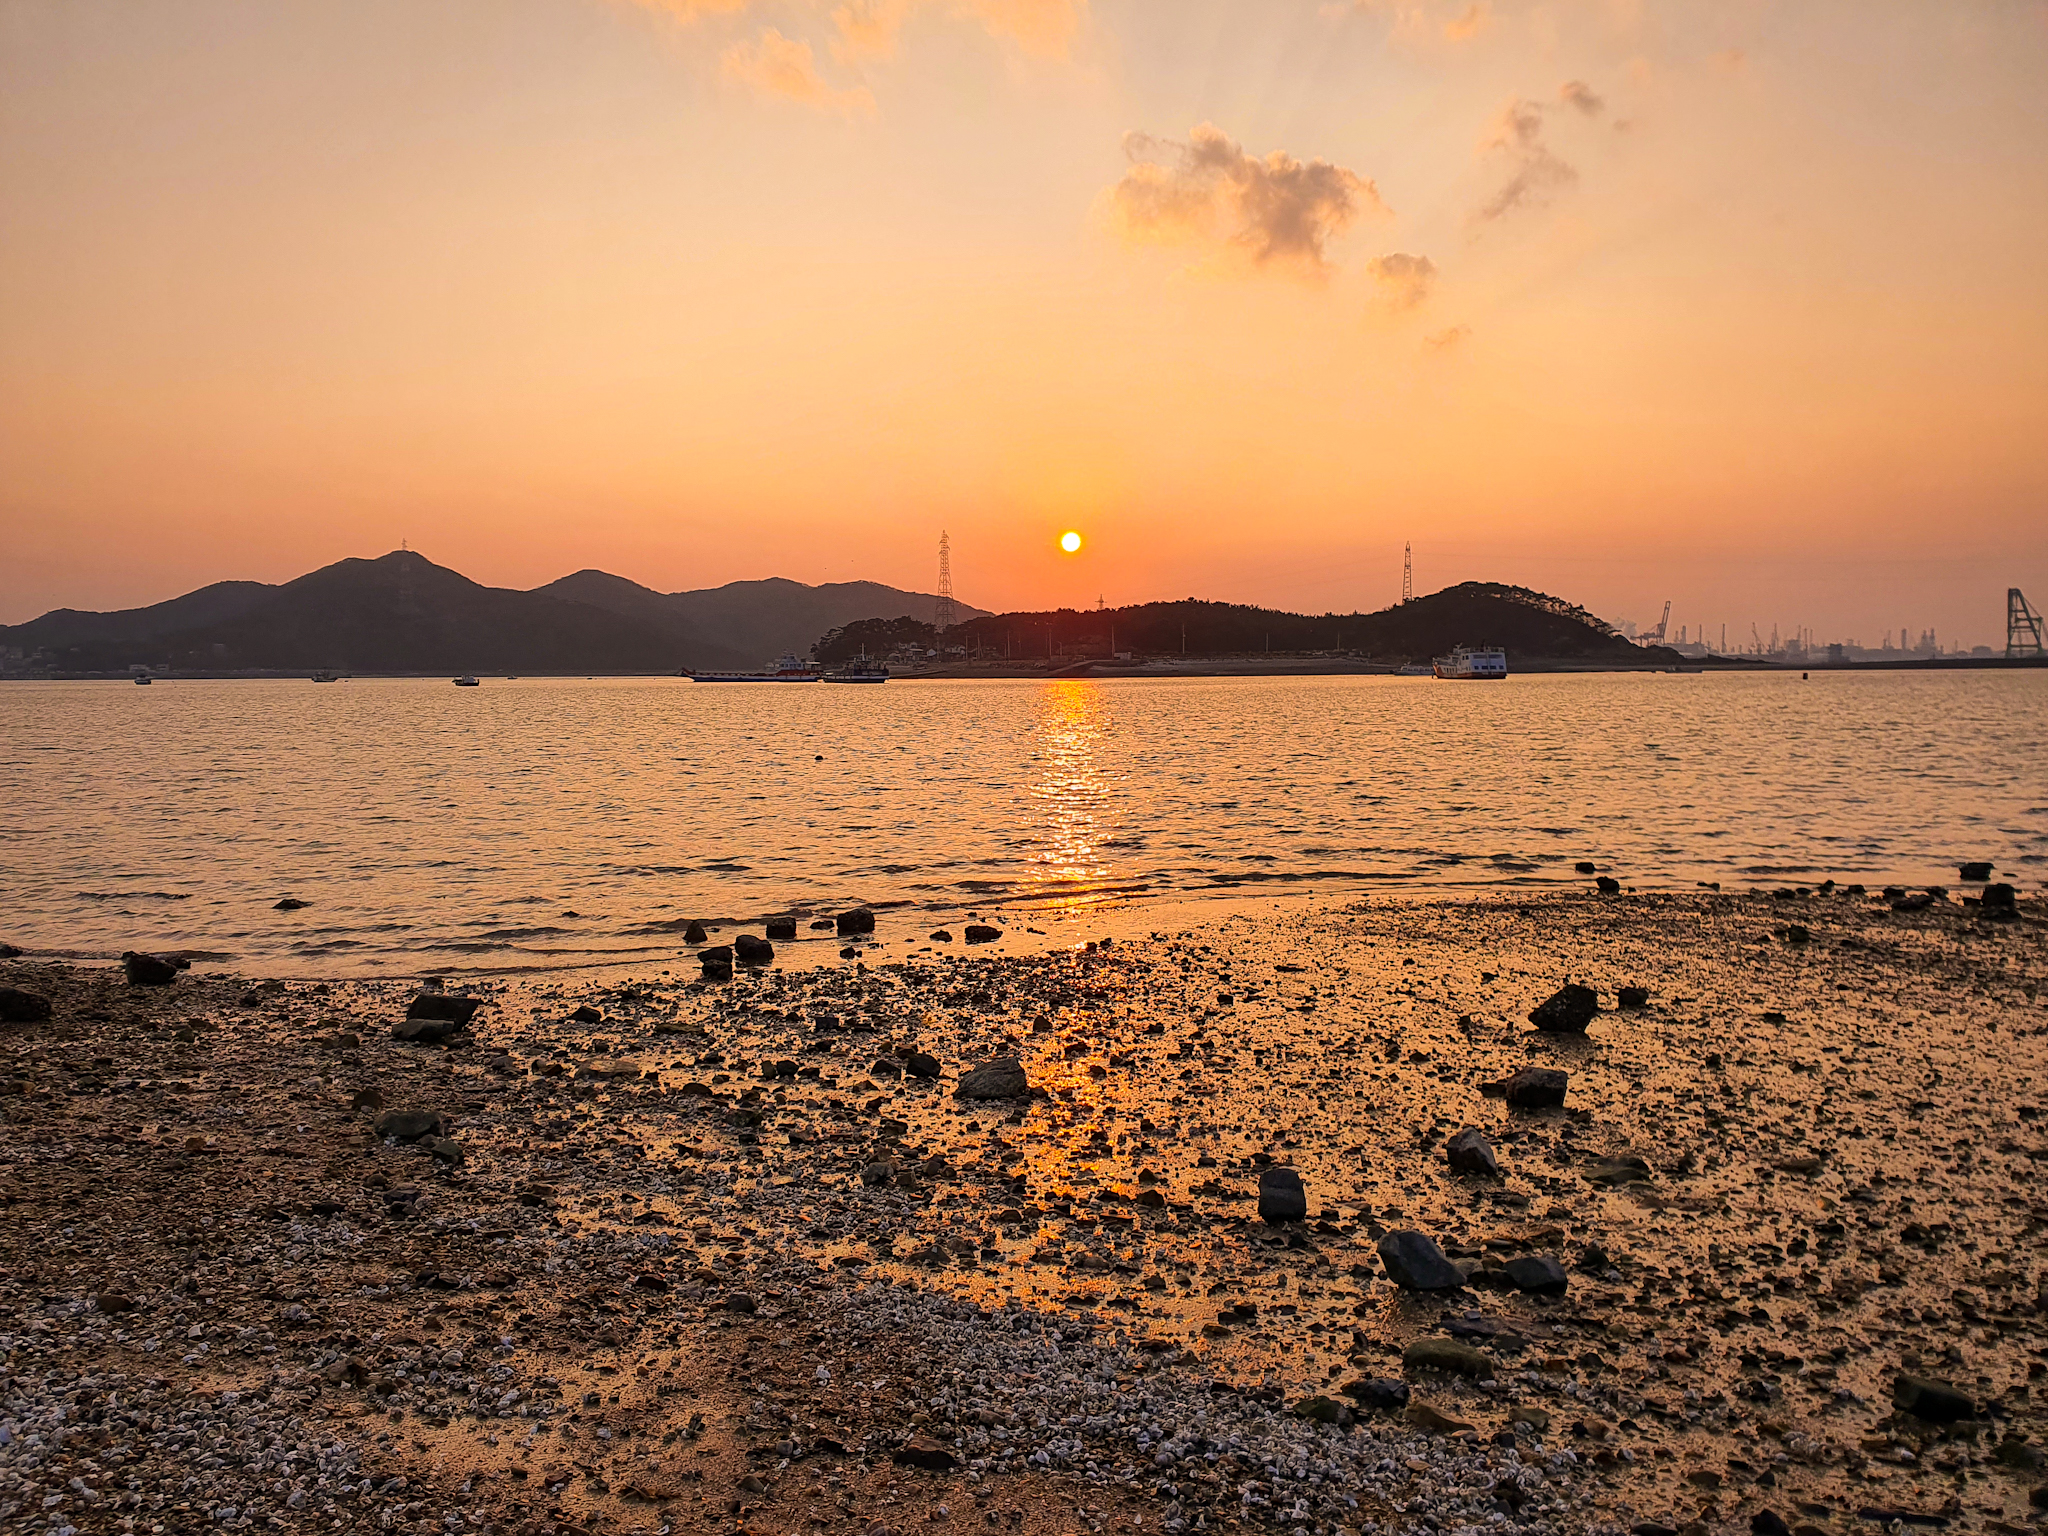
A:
1751,1512,1792,1536
391,1017,462,1044
722,1293,758,1315
1446,1127,1499,1176
953,1056,1029,1100
699,945,734,981
905,1051,941,1080
836,909,876,936
1893,1373,1975,1424
1503,1254,1570,1294
1501,1066,1568,1108
374,1109,446,1142
1960,861,1993,882
893,1437,958,1471
734,934,774,965
929,929,954,942
683,920,708,945
1528,983,1598,1033
964,924,1003,943
407,994,484,1025
569,1004,603,1024
0,942,21,959
1617,985,1650,1008
1588,1155,1653,1186
1378,1230,1466,1290
1892,891,1937,912
272,897,309,911
122,952,181,986
1402,1338,1495,1379
1341,1377,1411,1411
1574,861,1597,874
1595,876,1621,894
1257,1167,1308,1224
0,987,52,1024
1984,883,2017,911
766,918,798,941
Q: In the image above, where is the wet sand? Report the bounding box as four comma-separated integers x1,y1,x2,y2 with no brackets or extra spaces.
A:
3,887,2045,1536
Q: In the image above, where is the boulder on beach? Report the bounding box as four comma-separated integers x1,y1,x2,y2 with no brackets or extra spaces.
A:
1257,1166,1308,1224
1893,1373,1975,1424
765,918,797,941
953,1056,1029,1100
374,1109,445,1142
1501,1066,1568,1108
1402,1338,1495,1379
272,897,309,911
0,987,52,1024
683,920,708,945
1983,883,2017,911
1617,985,1650,1008
734,934,774,965
1595,876,1621,894
122,951,181,986
1340,1377,1411,1411
0,942,22,959
904,1051,941,1079
1574,861,1597,874
1377,1229,1466,1290
1960,861,1993,882
391,1017,462,1044
1503,1254,1569,1294
836,909,876,936
407,993,484,1025
1528,983,1598,1033
1445,1127,1498,1176
964,924,1003,944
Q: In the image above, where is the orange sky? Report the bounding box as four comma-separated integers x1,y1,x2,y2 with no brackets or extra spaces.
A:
3,0,2046,646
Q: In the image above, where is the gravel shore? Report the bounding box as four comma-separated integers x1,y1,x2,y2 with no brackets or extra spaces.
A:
3,885,2044,1536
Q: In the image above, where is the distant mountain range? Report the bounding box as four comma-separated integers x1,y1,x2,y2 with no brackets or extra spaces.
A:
0,551,985,674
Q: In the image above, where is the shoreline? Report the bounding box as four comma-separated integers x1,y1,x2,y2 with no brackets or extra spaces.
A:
4,890,2047,1535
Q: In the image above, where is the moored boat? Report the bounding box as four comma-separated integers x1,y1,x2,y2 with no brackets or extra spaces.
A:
453,674,481,687
824,656,890,684
687,653,822,683
1432,645,1507,680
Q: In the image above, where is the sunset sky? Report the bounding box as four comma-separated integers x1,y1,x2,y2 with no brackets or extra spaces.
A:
4,0,2046,646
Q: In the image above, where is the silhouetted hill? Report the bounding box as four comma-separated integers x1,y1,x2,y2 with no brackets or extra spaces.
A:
817,583,1669,664
2,552,979,674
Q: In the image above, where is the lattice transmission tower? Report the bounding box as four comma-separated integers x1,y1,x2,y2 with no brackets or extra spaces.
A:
2011,588,2045,659
1402,542,1413,605
934,531,956,636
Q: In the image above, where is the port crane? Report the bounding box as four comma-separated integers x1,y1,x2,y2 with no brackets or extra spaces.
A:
1644,601,1671,644
2012,589,2045,659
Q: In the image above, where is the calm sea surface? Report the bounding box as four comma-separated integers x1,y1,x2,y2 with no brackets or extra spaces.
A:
3,671,2043,974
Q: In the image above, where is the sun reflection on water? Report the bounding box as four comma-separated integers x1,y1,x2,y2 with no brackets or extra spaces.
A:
1025,680,1118,908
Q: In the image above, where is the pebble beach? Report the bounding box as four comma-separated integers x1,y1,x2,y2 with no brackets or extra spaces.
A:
3,883,2045,1536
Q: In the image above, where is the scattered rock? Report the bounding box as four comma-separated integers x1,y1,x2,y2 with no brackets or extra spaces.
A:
964,925,1003,944
1445,1127,1498,1176
426,1136,465,1165
1587,1155,1653,1186
1575,861,1597,874
683,920,708,945
1377,1230,1466,1290
1595,876,1621,894
569,1004,603,1024
892,1436,957,1471
1257,1167,1308,1224
1751,1513,1791,1536
1617,985,1650,1008
1960,861,1993,882
1509,1405,1551,1432
1402,1338,1495,1379
723,1293,758,1315
860,1159,897,1188
953,1056,1029,1100
905,1051,941,1080
1406,1402,1476,1434
929,929,954,942
1295,1395,1355,1427
1984,883,2017,911
1528,983,1598,1033
1502,1254,1569,1294
122,951,180,986
1892,1373,1975,1424
0,986,52,1023
765,918,798,941
392,1017,462,1045
406,994,484,1024
1340,1378,1411,1411
734,934,774,965
374,1109,446,1142
272,897,309,911
699,945,734,981
1500,1066,1568,1108
836,909,876,936
1891,891,1937,912
0,942,21,959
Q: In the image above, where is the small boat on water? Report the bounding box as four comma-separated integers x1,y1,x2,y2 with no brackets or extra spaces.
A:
1432,645,1508,680
824,656,890,684
133,674,152,685
687,653,822,683
453,674,481,687
312,670,340,683
1395,662,1432,676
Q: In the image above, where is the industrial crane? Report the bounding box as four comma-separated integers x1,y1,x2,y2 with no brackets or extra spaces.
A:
1643,600,1671,644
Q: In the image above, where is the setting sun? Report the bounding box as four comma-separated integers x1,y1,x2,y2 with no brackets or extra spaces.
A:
1059,531,1083,554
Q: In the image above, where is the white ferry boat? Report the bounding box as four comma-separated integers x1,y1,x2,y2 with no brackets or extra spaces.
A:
687,653,822,683
1432,645,1507,680
824,656,890,684
453,674,481,687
